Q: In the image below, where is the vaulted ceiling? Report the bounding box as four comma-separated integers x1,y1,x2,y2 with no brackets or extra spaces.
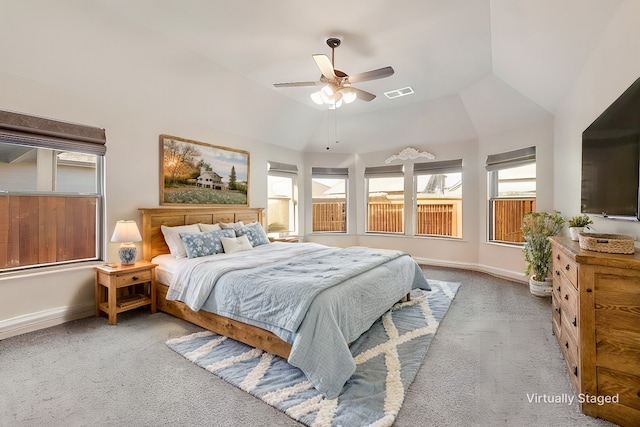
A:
0,0,626,153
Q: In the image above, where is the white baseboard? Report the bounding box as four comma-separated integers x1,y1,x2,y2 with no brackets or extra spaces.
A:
0,302,95,340
414,257,528,284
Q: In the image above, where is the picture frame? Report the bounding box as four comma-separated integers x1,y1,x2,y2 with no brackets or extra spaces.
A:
160,134,249,206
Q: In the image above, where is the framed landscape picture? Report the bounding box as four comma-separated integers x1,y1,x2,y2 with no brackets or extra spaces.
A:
160,134,249,206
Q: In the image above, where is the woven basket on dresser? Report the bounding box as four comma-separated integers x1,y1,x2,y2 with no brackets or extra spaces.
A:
578,232,635,254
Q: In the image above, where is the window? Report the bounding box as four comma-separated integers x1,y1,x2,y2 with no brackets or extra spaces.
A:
365,165,404,233
312,167,348,232
487,147,536,243
267,161,298,236
414,160,463,237
0,110,105,271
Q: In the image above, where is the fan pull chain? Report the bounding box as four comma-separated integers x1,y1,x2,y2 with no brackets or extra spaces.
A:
326,107,339,150
334,106,339,146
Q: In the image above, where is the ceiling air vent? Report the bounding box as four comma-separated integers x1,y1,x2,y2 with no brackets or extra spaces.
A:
384,87,414,99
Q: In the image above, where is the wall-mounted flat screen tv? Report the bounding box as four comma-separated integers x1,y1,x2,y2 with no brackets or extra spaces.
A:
581,76,640,221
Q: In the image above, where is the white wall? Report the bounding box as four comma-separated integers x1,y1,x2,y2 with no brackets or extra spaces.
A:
554,0,640,240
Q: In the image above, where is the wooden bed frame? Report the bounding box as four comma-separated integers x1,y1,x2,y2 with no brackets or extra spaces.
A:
139,206,292,359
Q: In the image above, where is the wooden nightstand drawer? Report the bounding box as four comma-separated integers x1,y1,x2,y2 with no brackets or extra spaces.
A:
116,270,152,287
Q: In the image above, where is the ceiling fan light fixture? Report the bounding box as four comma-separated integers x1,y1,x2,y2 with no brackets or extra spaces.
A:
342,88,357,104
311,85,346,108
321,85,334,97
310,91,324,105
328,98,343,109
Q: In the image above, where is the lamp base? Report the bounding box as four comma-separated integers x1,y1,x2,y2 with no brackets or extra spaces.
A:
118,243,137,265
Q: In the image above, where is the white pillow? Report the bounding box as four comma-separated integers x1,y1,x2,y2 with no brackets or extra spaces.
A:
221,234,253,254
161,224,200,258
219,221,244,231
198,223,222,232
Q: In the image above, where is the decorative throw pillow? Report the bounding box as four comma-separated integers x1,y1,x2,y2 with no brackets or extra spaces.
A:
161,224,201,258
198,223,222,232
179,229,236,258
236,222,270,247
221,234,253,254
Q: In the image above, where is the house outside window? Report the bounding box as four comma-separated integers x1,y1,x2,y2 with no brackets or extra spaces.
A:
365,165,404,234
312,167,348,233
0,110,105,272
413,159,463,238
487,147,536,244
267,161,298,237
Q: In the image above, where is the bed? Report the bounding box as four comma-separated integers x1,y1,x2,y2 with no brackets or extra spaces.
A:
139,206,430,398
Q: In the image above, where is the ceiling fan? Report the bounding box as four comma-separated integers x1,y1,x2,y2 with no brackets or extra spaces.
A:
273,37,394,108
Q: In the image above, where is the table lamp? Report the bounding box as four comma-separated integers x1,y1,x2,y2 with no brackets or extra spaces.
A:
111,220,142,265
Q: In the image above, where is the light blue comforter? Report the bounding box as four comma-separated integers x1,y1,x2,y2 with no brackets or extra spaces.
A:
166,242,430,398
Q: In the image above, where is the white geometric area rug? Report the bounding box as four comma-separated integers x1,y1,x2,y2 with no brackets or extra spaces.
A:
166,280,460,427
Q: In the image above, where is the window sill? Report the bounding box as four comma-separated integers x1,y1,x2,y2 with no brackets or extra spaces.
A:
0,260,104,281
485,240,525,249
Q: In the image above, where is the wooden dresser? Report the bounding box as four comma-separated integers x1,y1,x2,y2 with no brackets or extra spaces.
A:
550,237,640,426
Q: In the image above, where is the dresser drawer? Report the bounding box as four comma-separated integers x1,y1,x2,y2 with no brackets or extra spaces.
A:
559,274,579,329
562,330,580,392
552,296,562,340
554,249,578,289
116,270,152,287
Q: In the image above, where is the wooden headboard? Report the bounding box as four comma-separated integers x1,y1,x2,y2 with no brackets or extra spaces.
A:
138,207,264,261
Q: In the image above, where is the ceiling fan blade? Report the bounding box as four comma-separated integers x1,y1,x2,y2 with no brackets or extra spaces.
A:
273,81,319,88
312,54,337,80
348,66,394,84
351,87,376,102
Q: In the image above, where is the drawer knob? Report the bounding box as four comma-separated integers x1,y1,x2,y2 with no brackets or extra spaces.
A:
555,270,560,276
555,307,561,314
131,276,138,281
556,286,561,292
564,294,569,300
557,254,560,260
565,264,570,271
572,317,577,327
565,341,569,349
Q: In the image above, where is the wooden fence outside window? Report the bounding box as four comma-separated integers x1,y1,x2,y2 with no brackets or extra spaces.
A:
491,198,536,242
0,195,98,270
312,199,346,232
312,197,464,236
311,197,533,240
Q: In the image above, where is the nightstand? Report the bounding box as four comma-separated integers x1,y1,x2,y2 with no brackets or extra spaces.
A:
95,261,157,325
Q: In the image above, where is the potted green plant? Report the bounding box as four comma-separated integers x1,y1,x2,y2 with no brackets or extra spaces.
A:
568,214,593,241
522,211,565,297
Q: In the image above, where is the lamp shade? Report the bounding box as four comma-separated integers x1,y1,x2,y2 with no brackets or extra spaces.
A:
111,220,142,265
111,220,142,243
